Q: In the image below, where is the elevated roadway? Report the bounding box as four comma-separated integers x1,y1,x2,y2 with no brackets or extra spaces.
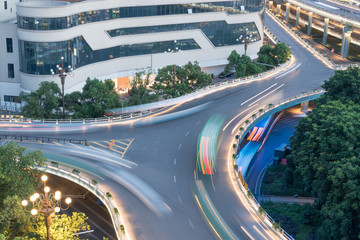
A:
0,12,335,240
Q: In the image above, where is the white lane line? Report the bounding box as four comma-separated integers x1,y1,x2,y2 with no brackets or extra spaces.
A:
185,131,190,136
178,194,183,205
241,83,278,106
274,63,301,80
248,84,285,107
196,121,200,125
174,175,177,183
241,226,255,240
223,105,258,132
178,144,182,150
174,158,177,165
253,225,269,240
188,218,195,229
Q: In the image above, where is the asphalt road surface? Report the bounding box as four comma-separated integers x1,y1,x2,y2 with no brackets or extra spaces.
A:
2,12,335,240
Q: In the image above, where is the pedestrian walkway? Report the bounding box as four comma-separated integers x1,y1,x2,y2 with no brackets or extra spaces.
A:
259,195,315,205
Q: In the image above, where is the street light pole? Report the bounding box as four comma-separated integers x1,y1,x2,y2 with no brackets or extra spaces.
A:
165,40,181,83
22,175,72,240
51,57,74,120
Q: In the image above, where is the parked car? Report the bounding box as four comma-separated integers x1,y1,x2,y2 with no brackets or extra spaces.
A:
219,72,235,79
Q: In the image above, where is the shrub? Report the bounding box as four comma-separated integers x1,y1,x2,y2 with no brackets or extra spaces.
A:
114,207,119,215
91,179,98,185
247,190,253,199
72,169,80,174
106,192,112,198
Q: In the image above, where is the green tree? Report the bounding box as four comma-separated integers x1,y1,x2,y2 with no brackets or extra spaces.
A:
64,91,82,118
0,196,33,238
128,71,158,106
0,142,45,204
289,100,360,239
322,67,360,104
34,212,90,240
79,78,121,118
153,61,211,98
20,81,61,119
272,42,291,64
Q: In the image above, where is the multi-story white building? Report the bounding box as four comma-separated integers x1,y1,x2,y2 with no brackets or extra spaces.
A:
1,0,264,103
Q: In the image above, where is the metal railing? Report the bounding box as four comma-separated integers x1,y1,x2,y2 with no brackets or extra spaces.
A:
2,57,292,125
34,162,126,240
0,135,87,145
231,90,325,240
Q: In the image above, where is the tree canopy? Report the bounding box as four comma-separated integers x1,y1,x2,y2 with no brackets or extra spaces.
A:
287,67,360,239
152,61,212,98
19,81,61,119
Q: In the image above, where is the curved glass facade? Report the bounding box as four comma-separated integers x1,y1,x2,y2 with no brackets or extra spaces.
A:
19,38,200,75
17,1,264,31
108,21,261,47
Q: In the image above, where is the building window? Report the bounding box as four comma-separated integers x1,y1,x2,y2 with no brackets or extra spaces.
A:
8,64,14,78
4,1,7,10
6,38,13,53
4,95,19,103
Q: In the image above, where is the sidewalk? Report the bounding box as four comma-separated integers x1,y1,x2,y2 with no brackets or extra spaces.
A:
259,195,315,205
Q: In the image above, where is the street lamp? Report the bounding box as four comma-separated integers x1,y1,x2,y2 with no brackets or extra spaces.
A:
165,40,181,83
50,56,74,120
236,28,251,56
22,175,71,240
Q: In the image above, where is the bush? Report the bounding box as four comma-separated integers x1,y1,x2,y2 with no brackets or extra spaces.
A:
234,164,238,171
247,190,253,199
232,153,237,159
233,144,237,148
114,207,119,215
106,192,112,198
72,169,80,174
91,179,98,185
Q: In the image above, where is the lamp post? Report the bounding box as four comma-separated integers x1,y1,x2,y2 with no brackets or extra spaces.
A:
165,40,181,83
236,28,255,56
50,57,74,120
22,175,72,240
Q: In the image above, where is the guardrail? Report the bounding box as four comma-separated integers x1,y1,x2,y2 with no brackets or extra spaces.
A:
230,90,325,240
2,55,293,125
0,135,87,145
34,162,126,240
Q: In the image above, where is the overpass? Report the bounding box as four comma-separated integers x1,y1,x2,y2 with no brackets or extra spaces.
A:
270,0,360,57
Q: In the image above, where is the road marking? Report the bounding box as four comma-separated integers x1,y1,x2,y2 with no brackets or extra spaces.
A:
274,63,301,79
122,138,134,157
185,131,190,136
188,218,195,229
178,144,182,150
178,194,183,205
241,226,255,240
173,175,177,183
253,225,268,240
248,84,285,107
196,121,200,125
241,83,277,106
223,107,254,132
174,158,177,165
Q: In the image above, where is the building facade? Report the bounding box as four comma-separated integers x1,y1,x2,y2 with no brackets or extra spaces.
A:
1,0,265,102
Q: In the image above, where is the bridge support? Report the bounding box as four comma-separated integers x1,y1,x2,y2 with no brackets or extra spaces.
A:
323,18,329,46
307,12,313,36
285,3,290,22
296,7,300,28
301,101,309,113
341,26,352,58
277,4,281,16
